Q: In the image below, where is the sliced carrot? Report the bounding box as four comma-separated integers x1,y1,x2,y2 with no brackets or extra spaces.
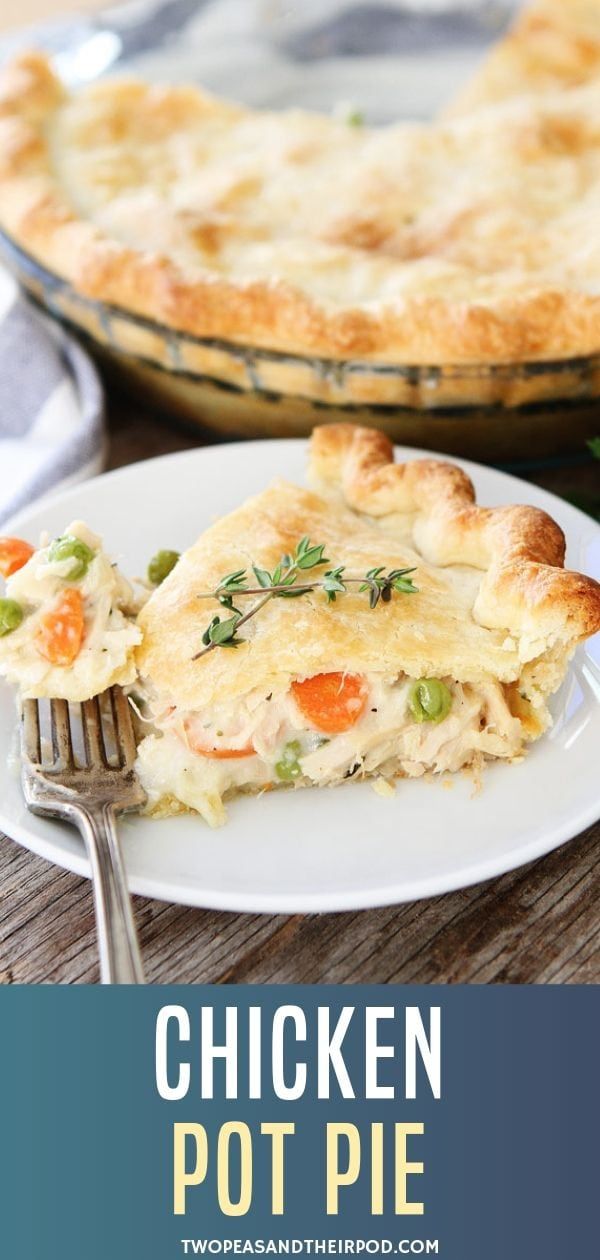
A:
0,537,34,578
291,672,368,734
197,747,256,760
36,588,85,666
183,718,255,760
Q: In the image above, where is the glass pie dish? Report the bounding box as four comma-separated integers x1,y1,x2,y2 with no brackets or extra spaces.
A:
1,0,600,461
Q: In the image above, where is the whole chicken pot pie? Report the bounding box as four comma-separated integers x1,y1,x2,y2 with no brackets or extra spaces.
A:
130,425,600,826
1,17,600,368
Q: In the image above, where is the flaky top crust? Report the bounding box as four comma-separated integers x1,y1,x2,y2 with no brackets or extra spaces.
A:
447,0,600,116
136,425,600,712
309,424,600,642
1,50,600,365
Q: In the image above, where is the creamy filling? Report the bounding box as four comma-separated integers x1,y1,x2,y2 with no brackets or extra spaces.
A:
135,673,526,827
0,520,142,700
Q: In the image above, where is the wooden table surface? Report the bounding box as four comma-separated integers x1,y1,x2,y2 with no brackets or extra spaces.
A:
1,392,599,985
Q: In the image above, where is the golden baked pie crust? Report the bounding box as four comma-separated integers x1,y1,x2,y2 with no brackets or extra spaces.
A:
1,40,600,367
135,424,600,715
446,0,600,116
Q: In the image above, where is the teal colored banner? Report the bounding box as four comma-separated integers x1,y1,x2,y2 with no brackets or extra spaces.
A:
0,986,596,1259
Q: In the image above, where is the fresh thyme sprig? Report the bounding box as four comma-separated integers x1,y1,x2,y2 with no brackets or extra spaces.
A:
192,537,417,659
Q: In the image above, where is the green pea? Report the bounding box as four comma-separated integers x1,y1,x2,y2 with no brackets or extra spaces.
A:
275,739,303,782
47,535,95,581
0,598,23,636
148,549,180,586
407,678,453,724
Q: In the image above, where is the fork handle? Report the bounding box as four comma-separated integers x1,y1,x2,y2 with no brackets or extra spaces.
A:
77,803,145,984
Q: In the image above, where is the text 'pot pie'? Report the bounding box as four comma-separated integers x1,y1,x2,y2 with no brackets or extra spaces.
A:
1,0,600,367
3,425,598,826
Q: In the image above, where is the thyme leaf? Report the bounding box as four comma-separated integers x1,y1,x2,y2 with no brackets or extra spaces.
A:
252,565,273,589
202,614,241,648
192,540,418,659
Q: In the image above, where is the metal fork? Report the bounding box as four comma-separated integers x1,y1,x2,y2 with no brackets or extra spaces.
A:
20,687,146,984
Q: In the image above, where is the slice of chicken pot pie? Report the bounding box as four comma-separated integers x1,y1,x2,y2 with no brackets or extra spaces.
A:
134,425,600,826
0,521,141,700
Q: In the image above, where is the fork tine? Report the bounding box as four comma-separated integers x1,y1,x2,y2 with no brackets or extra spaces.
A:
21,698,41,764
110,686,137,768
50,698,74,768
81,696,107,767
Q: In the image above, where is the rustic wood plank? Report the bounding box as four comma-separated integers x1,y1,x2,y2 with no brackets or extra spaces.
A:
0,822,597,983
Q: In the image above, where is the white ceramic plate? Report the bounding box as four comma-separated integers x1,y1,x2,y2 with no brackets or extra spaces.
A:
1,441,599,912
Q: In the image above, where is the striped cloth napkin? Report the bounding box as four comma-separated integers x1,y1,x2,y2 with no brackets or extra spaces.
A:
0,267,105,526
